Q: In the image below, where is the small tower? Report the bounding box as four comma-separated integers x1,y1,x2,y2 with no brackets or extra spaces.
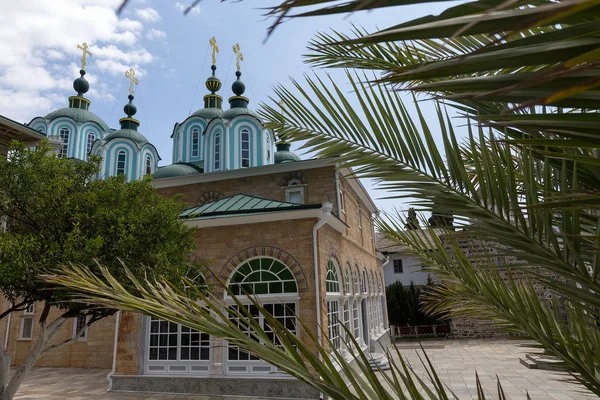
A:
29,42,109,160
91,68,160,181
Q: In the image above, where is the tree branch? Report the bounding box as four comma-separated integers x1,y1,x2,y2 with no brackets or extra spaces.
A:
0,299,30,320
41,315,101,356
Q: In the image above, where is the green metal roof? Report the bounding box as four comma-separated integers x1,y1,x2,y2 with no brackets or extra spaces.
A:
154,163,203,179
180,194,321,220
103,128,149,146
44,107,109,130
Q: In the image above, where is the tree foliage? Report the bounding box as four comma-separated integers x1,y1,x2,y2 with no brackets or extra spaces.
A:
0,141,196,316
386,279,443,326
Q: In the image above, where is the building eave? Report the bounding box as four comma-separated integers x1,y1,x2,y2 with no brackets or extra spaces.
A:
183,206,348,232
339,166,378,214
0,115,46,152
153,158,337,188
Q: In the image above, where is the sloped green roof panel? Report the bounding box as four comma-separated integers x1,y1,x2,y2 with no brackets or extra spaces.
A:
180,193,321,220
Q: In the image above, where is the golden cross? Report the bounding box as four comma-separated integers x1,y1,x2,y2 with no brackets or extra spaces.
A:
279,100,285,120
77,42,92,70
232,43,243,71
209,36,219,65
124,68,139,95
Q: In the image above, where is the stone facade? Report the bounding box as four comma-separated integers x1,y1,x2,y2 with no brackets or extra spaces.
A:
0,299,116,368
112,163,388,398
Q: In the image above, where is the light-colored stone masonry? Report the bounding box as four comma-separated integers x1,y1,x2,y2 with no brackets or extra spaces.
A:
0,299,116,368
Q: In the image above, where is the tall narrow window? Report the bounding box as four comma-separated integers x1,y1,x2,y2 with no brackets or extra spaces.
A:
20,304,34,340
352,300,360,341
191,128,199,158
73,315,89,340
145,155,152,175
86,132,95,160
241,129,250,168
59,128,70,158
214,133,221,170
326,259,342,351
116,150,126,176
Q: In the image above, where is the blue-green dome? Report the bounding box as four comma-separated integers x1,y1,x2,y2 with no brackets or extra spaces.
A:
153,163,203,179
274,142,301,164
221,107,259,121
103,129,149,146
191,108,223,119
44,108,109,131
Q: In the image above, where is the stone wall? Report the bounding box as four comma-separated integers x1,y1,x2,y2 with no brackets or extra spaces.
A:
0,299,116,368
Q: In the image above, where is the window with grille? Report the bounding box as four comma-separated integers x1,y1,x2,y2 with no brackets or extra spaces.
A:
241,129,250,168
225,258,298,373
86,132,95,160
58,128,70,158
24,303,34,314
214,133,220,170
146,317,211,374
116,150,126,176
343,300,351,340
345,267,352,295
20,317,33,340
352,300,360,340
228,258,297,296
326,260,340,293
73,315,89,340
327,300,340,350
192,128,199,158
393,259,403,274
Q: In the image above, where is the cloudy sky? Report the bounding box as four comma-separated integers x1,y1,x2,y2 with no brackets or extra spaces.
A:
0,0,456,212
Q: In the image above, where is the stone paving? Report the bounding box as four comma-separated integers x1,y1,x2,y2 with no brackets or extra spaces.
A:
13,339,597,400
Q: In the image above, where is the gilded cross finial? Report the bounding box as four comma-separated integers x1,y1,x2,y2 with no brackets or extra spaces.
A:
125,68,139,95
209,36,219,65
77,42,92,70
279,100,285,120
232,43,243,71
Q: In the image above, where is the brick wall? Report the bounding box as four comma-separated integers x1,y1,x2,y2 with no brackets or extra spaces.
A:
0,299,115,368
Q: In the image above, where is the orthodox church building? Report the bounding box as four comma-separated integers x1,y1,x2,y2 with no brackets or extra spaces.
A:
0,40,388,399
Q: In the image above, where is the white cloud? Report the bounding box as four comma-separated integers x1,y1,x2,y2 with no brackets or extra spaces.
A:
146,28,167,40
135,7,160,23
0,0,156,122
175,2,201,16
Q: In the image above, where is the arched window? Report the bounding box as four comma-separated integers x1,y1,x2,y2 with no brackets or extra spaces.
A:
226,257,297,374
116,150,127,176
354,268,360,295
86,132,95,160
214,133,220,170
58,128,70,158
326,259,342,350
145,155,152,175
191,128,199,158
266,133,271,161
241,129,250,168
352,299,360,341
370,271,375,295
361,269,368,294
345,266,352,296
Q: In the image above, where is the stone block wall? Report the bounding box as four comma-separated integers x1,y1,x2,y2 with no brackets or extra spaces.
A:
0,299,116,368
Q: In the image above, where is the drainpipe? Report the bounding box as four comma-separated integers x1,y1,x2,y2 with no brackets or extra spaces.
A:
106,311,121,391
313,202,333,348
334,169,341,217
4,302,11,349
313,202,332,400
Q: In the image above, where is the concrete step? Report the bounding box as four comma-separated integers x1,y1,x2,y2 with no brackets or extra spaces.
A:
525,354,567,371
368,353,391,371
519,357,538,369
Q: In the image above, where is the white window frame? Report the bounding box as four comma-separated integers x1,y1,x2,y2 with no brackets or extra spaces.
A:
145,155,152,175
116,150,127,176
145,315,212,375
214,133,221,171
240,129,250,168
24,303,34,314
86,132,95,160
191,128,200,158
393,259,403,274
73,315,90,341
19,316,34,340
59,127,70,158
285,186,305,204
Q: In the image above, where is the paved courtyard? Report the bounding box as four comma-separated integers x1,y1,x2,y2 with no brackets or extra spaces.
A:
13,339,596,400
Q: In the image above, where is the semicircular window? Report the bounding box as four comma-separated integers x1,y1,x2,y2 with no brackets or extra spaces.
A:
228,258,297,296
326,259,341,293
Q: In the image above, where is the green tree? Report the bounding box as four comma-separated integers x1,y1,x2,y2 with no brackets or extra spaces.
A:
0,142,197,400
